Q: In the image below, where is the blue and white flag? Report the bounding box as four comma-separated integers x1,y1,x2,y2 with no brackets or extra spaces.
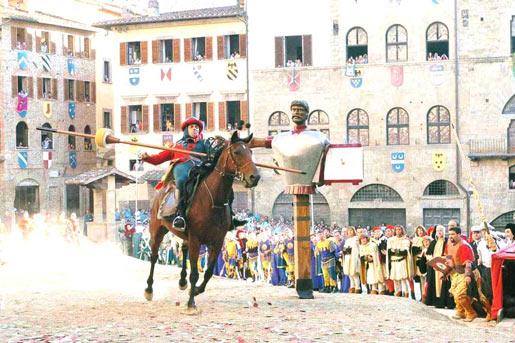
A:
17,51,28,70
193,65,204,82
391,152,405,172
41,54,52,72
68,102,76,119
129,67,140,86
18,151,28,169
69,151,77,169
67,58,76,76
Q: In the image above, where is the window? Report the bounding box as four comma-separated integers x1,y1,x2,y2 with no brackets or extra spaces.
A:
511,16,515,54
503,94,515,115
491,211,515,231
285,36,303,66
386,24,408,62
128,41,141,65
15,27,27,49
103,60,111,82
161,104,174,132
68,80,75,100
68,125,76,150
308,110,330,139
17,76,29,94
387,107,409,145
423,180,459,196
224,34,240,59
40,31,50,53
193,102,207,126
16,121,28,148
103,110,112,129
67,35,74,56
192,37,206,61
268,111,290,126
426,22,449,60
351,184,403,202
160,39,173,63
128,105,143,133
346,27,368,63
509,165,515,190
226,101,241,130
275,35,312,67
347,108,369,146
42,78,51,98
84,126,92,150
509,120,515,154
84,81,90,102
41,123,53,149
427,105,451,144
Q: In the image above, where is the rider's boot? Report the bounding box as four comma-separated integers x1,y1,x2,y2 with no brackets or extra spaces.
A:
171,190,186,231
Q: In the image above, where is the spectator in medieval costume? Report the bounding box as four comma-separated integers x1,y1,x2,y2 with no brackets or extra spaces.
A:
359,235,385,294
387,225,413,298
412,225,427,299
343,226,361,293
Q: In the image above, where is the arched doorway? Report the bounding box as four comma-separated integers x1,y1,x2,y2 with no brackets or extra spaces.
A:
14,179,40,214
272,191,330,225
349,184,405,227
422,180,461,228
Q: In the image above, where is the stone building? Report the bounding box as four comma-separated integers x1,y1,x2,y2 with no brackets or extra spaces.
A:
247,0,515,233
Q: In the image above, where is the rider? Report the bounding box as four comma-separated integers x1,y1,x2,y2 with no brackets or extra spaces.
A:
141,118,246,231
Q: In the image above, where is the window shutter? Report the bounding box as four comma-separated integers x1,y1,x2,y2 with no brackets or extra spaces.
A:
184,38,192,62
141,41,148,64
240,100,248,123
217,36,224,59
11,28,17,49
239,34,246,57
218,102,226,131
49,32,55,54
63,79,69,101
84,37,90,58
12,76,17,97
275,36,284,68
121,106,128,134
186,103,192,118
173,39,180,63
119,42,127,65
36,33,41,52
205,37,213,60
174,104,181,131
91,49,95,59
26,32,32,51
143,105,149,132
27,77,33,98
77,81,84,102
91,82,96,103
153,104,160,132
62,34,67,56
37,78,43,99
152,40,159,63
52,78,58,100
207,102,214,130
303,35,312,66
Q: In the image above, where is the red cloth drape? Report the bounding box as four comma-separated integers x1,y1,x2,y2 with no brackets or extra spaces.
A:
491,243,515,320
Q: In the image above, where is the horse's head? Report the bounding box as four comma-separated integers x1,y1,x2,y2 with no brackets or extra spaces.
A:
217,131,260,188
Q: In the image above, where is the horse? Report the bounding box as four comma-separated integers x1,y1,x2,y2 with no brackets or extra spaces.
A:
144,131,260,313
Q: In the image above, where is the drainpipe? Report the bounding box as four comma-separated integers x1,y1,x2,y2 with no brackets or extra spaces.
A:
453,0,471,234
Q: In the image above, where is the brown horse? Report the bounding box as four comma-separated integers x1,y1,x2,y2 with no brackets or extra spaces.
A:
144,131,260,312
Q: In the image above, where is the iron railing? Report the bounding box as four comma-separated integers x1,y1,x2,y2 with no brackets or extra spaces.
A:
468,138,509,154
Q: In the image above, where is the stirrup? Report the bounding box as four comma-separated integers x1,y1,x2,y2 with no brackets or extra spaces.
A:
172,216,186,231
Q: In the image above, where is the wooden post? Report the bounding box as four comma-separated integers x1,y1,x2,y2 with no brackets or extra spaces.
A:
293,194,314,299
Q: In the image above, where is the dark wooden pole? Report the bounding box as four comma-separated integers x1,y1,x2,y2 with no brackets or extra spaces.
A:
293,194,314,299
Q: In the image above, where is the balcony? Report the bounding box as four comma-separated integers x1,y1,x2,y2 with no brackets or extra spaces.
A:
468,137,515,161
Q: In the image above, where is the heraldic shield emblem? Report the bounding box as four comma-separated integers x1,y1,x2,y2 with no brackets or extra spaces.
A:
390,66,404,87
129,67,140,86
69,151,77,169
227,62,238,80
18,151,28,169
432,152,446,171
391,152,405,172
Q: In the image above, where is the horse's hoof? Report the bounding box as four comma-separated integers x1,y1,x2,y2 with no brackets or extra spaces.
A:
179,280,188,291
182,306,201,316
144,290,153,301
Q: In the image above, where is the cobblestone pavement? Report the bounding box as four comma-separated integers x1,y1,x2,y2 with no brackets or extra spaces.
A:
0,242,514,343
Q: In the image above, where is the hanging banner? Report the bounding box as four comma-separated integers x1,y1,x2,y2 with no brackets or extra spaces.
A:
287,67,300,91
193,65,204,82
391,152,405,172
67,58,76,76
18,151,28,169
69,151,77,169
344,63,356,77
41,55,52,72
17,51,28,70
162,134,174,148
16,94,28,118
390,65,404,87
227,62,238,80
68,102,76,119
432,152,446,171
42,101,52,119
429,64,445,86
160,67,171,81
129,67,140,86
43,151,53,169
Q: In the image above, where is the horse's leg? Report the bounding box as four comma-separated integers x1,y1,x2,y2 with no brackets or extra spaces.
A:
194,242,223,296
178,241,189,290
186,238,201,310
144,225,168,301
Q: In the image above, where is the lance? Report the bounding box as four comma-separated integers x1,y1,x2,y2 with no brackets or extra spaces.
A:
36,127,306,175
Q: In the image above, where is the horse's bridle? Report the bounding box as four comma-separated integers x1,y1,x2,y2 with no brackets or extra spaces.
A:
214,142,253,183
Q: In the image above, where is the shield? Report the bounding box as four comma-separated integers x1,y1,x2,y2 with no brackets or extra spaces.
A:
227,62,238,80
129,136,140,155
18,151,28,169
129,67,140,86
160,67,171,81
344,63,356,77
391,152,405,172
193,65,203,82
432,152,446,171
43,151,52,169
162,134,174,147
16,94,28,118
43,101,52,119
68,102,76,119
67,58,75,76
350,78,363,88
41,55,52,72
390,66,403,87
287,67,300,91
429,64,445,86
17,51,28,70
69,151,77,169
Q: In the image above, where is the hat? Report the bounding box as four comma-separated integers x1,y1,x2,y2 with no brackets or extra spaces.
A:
385,225,395,230
181,118,204,132
471,225,482,233
372,227,383,232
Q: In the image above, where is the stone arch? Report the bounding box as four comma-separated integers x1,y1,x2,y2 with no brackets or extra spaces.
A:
490,211,515,231
350,184,403,202
14,178,40,214
272,191,330,225
423,179,460,196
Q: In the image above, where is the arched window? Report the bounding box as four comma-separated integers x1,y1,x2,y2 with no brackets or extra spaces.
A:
347,108,369,146
427,105,451,144
387,107,409,145
490,211,515,231
346,27,368,63
386,24,408,62
426,22,449,60
16,121,28,148
351,184,403,202
268,111,290,136
423,180,460,196
68,125,76,150
309,110,330,139
84,125,92,150
503,94,515,114
41,122,53,149
509,120,515,154
509,165,515,190
273,191,330,224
